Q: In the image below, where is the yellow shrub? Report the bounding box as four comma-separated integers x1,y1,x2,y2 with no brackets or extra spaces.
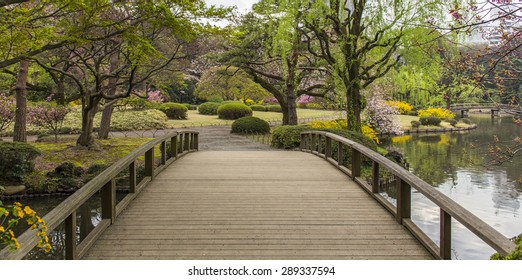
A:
386,101,413,115
418,107,455,120
244,99,255,106
362,124,379,144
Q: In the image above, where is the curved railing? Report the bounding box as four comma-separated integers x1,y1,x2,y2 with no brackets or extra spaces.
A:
0,130,199,260
300,131,515,260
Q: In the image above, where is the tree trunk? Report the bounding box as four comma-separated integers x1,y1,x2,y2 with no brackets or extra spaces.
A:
13,59,30,142
98,49,120,139
77,97,99,148
286,87,298,125
346,85,362,133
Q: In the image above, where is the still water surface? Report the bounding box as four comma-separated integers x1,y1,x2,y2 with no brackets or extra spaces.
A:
382,114,521,259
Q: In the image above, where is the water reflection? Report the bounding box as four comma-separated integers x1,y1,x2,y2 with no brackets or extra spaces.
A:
383,115,522,259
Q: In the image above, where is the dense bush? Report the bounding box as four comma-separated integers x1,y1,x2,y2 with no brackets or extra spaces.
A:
449,119,458,127
231,116,270,134
309,119,379,143
418,107,455,120
271,125,378,152
386,101,413,115
419,116,442,126
198,102,221,115
266,105,282,112
491,234,522,260
250,105,267,112
408,110,418,116
42,162,84,191
305,103,323,110
109,109,168,131
124,96,157,110
461,118,472,125
411,120,421,128
217,103,253,120
182,104,197,110
158,102,188,120
0,142,41,184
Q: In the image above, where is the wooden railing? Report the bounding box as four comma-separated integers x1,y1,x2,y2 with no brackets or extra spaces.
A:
300,131,515,260
0,130,199,260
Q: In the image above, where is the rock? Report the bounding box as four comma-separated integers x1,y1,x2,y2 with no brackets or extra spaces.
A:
4,185,26,195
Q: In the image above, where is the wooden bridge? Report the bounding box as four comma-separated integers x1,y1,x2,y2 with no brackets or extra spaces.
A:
0,130,516,260
450,103,522,117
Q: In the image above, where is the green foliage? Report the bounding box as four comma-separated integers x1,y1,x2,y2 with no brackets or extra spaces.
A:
250,105,268,112
418,107,455,120
182,103,197,110
42,162,84,191
491,234,522,260
158,102,188,120
198,102,221,115
123,97,157,111
419,116,442,126
449,119,458,127
266,105,282,112
411,120,421,128
461,118,472,125
217,103,253,120
106,109,168,131
271,125,309,149
231,116,270,134
0,142,41,184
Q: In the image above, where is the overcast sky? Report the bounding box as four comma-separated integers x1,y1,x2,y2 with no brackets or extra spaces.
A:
204,0,259,13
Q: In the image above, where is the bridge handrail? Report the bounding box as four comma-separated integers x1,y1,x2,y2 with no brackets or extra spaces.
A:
0,130,199,260
300,131,515,259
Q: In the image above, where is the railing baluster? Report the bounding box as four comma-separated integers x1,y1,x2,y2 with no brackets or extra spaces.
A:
338,142,344,166
184,133,190,151
351,147,361,178
325,137,332,159
101,179,116,223
160,141,167,165
311,134,317,153
129,161,136,193
65,211,77,260
193,133,199,150
372,162,379,193
440,209,452,260
145,147,154,180
171,135,178,159
300,133,305,151
396,178,411,224
178,133,184,154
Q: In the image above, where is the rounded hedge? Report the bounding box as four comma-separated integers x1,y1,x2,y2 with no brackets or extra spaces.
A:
266,105,282,112
0,142,41,184
250,105,267,112
231,116,270,134
217,103,253,120
158,102,187,120
198,102,220,115
419,116,441,126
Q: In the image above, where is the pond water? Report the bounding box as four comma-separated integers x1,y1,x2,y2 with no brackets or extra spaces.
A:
381,114,522,259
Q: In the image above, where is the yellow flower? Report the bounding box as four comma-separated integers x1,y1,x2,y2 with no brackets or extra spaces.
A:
23,206,36,216
0,226,4,232
13,202,22,207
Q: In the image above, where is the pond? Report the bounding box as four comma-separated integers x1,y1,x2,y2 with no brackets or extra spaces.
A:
381,114,522,259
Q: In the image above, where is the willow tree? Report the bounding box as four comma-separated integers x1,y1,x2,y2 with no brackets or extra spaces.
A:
302,0,447,132
223,2,331,125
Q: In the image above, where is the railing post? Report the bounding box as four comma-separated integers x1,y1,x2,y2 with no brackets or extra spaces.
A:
178,133,184,154
300,133,305,151
337,142,344,166
171,135,178,159
351,148,361,178
325,137,332,159
440,209,452,260
101,179,116,223
193,133,199,151
145,147,154,180
311,134,317,153
396,178,411,224
129,161,136,193
184,133,190,152
160,141,167,165
372,162,379,193
65,211,77,260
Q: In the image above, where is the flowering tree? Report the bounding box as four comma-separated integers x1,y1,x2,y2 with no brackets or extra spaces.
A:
27,103,70,142
0,94,15,133
147,90,166,104
363,87,403,135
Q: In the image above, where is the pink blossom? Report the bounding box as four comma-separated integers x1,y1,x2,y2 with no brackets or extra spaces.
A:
0,93,15,132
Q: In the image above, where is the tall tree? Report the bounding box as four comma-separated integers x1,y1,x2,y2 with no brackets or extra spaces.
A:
302,0,446,132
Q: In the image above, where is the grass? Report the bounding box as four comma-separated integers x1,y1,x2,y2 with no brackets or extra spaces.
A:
31,137,154,174
167,109,344,127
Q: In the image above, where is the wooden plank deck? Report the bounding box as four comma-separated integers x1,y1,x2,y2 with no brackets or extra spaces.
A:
82,151,432,260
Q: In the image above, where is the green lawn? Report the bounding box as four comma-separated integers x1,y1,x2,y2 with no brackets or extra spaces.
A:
167,109,344,128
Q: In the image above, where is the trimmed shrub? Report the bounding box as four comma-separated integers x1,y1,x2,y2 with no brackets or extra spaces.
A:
43,162,84,191
109,109,168,131
217,103,253,120
449,119,458,127
271,125,309,149
386,101,413,115
244,99,256,106
182,103,191,110
408,110,418,116
419,116,441,126
206,97,224,103
461,118,472,125
125,96,157,110
411,120,421,128
418,107,455,120
158,102,188,120
0,142,41,184
231,116,270,134
266,105,282,112
198,102,221,115
250,105,267,112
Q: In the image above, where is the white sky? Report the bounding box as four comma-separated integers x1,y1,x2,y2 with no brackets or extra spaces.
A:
204,0,259,14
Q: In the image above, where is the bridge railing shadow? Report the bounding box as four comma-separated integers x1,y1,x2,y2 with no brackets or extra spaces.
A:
0,130,199,260
300,131,516,260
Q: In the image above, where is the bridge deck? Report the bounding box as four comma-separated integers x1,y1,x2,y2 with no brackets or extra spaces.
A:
83,151,432,260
